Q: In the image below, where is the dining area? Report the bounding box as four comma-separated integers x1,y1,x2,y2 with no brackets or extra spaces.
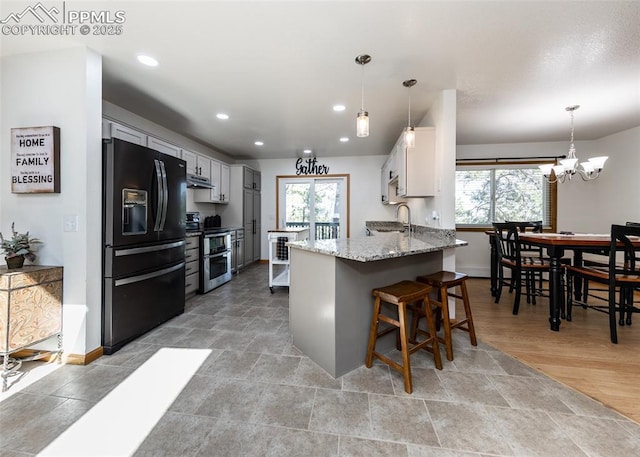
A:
487,221,640,343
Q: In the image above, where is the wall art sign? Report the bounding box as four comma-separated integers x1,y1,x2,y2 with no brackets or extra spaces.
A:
11,126,60,194
295,157,330,175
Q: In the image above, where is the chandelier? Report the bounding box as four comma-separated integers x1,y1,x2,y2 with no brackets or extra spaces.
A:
539,105,608,183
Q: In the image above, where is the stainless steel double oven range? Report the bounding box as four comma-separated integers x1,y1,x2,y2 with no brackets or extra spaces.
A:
201,228,232,292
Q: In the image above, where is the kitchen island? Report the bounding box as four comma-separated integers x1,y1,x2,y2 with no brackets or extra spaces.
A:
288,226,466,377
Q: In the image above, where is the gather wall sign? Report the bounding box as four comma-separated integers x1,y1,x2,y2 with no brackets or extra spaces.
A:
295,157,329,175
11,126,61,194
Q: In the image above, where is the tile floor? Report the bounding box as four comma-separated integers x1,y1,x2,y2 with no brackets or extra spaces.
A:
1,263,639,456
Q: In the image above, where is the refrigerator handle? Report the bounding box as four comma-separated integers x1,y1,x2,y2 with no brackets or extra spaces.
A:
153,159,164,231
159,160,169,231
114,262,185,287
114,240,185,256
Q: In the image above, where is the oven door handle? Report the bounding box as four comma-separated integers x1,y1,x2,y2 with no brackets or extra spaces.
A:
204,249,231,260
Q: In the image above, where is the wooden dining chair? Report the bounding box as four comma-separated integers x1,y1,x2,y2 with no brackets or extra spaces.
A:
506,220,544,296
493,222,552,315
565,224,640,343
574,221,640,311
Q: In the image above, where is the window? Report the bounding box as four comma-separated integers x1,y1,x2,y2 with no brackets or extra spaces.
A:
455,162,556,230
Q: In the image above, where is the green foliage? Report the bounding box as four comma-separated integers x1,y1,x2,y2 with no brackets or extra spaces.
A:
0,222,41,261
455,167,546,225
285,181,340,224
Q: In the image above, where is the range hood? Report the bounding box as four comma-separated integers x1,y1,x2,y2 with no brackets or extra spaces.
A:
186,173,215,189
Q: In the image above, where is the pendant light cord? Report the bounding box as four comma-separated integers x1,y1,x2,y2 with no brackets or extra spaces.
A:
360,63,365,111
407,88,411,127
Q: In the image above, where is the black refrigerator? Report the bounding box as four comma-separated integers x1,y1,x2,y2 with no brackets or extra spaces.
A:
102,138,187,354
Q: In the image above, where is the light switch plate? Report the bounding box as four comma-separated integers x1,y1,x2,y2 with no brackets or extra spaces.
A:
63,214,78,232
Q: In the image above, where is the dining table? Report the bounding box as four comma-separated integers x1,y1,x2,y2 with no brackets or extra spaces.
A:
518,232,640,332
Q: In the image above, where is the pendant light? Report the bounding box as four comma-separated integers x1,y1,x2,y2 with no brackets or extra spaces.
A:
355,54,371,137
403,79,417,148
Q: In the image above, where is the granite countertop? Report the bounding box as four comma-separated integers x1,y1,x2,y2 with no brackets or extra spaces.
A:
186,231,202,237
288,226,467,262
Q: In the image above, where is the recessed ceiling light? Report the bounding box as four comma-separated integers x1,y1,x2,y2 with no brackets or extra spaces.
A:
339,137,349,142
333,104,346,112
303,149,312,154
254,141,264,146
216,113,229,120
137,54,158,67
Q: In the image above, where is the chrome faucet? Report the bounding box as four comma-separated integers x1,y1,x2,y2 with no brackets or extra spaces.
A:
395,203,411,234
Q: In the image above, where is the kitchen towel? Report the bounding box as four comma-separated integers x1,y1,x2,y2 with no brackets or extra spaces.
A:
277,236,289,260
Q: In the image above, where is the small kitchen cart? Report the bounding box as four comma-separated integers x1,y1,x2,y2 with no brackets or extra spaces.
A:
267,228,309,293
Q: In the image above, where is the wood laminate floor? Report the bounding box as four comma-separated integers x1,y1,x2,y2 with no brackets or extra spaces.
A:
465,277,640,423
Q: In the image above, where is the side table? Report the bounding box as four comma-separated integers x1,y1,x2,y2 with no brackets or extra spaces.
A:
0,265,63,391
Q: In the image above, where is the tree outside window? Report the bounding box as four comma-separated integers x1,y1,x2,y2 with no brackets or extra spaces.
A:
455,164,554,229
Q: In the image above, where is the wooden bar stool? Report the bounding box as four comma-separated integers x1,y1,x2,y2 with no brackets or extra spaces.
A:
365,280,443,394
415,271,477,361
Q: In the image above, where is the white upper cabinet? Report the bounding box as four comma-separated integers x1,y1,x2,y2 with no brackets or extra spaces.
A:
399,127,435,197
219,163,230,203
210,160,222,201
198,155,211,181
181,149,197,175
194,159,231,204
381,127,435,201
108,121,148,146
181,149,211,179
147,136,181,157
381,156,392,204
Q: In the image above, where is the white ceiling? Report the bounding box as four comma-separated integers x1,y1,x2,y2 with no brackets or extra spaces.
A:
1,1,639,160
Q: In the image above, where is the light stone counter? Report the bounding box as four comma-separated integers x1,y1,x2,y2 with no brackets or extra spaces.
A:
288,226,467,377
288,231,466,262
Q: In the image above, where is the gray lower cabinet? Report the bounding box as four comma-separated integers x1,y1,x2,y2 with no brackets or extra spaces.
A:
236,236,245,270
185,236,200,297
231,228,245,273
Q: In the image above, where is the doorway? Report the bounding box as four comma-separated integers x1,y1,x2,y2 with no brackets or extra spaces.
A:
276,175,350,241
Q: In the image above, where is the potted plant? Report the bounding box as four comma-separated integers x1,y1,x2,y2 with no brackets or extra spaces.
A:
0,222,41,269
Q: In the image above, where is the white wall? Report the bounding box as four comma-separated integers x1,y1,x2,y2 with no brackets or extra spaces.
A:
415,89,458,273
559,126,640,233
255,155,395,259
455,126,640,277
1,47,102,355
416,89,457,230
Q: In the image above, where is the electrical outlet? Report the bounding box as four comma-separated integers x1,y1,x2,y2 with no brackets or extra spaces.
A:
63,214,78,232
